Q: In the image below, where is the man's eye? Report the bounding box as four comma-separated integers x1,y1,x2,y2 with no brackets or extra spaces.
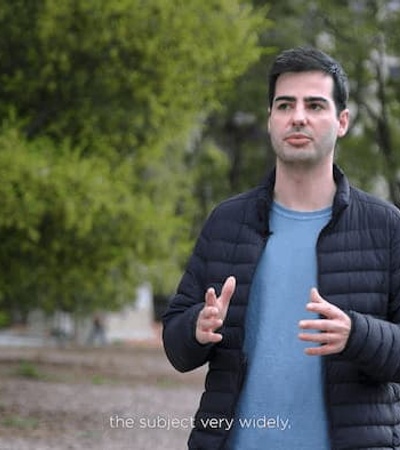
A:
308,103,323,111
277,103,291,110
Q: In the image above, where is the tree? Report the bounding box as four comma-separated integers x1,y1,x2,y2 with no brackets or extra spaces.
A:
202,0,400,210
0,0,267,319
283,0,400,206
0,0,265,153
0,126,141,320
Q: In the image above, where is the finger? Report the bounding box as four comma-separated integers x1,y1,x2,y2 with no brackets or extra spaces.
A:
201,306,220,320
199,316,223,332
299,319,329,330
301,331,348,355
201,331,223,344
307,294,342,320
196,329,223,345
310,287,323,303
298,331,335,344
205,287,217,307
304,343,341,356
308,288,328,312
307,288,330,316
220,276,236,309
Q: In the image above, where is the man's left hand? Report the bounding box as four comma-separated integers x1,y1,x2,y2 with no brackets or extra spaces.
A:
298,288,352,356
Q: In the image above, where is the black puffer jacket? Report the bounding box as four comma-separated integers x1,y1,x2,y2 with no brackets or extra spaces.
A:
163,165,400,450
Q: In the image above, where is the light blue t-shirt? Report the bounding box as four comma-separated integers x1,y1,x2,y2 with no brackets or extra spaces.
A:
227,202,332,450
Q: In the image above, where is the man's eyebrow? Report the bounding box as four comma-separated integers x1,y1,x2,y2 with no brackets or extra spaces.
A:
274,95,329,103
304,96,329,103
274,96,295,103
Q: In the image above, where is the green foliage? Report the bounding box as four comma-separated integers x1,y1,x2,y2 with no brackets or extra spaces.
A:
0,0,266,317
14,361,43,380
0,0,266,156
0,126,141,313
310,0,400,204
205,0,400,206
258,0,400,204
91,374,108,385
1,414,39,430
4,0,399,320
0,311,10,328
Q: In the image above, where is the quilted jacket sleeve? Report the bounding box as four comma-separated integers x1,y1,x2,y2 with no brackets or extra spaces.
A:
162,212,216,373
341,208,400,382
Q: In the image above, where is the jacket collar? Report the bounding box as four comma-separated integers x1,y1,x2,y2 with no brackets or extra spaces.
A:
332,164,350,216
257,164,350,235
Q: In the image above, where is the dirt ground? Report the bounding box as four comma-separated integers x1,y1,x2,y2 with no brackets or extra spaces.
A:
0,339,206,450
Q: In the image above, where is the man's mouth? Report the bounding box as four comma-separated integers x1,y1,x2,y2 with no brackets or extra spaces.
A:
284,133,312,146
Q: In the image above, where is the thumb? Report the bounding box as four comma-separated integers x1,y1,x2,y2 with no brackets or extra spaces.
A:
310,287,323,303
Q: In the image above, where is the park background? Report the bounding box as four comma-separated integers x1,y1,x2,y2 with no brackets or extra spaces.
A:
1,0,400,448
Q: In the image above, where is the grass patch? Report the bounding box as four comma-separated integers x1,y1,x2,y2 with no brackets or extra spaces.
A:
91,374,107,385
155,376,181,388
91,373,120,385
14,361,46,380
1,414,39,430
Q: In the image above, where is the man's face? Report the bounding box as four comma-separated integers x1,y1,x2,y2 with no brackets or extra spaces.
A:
268,71,349,167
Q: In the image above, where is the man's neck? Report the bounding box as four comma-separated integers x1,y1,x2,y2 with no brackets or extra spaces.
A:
274,161,336,212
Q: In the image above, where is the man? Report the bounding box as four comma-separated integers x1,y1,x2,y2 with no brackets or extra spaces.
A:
162,47,400,449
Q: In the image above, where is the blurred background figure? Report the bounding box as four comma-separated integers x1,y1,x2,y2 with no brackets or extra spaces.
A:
87,313,107,346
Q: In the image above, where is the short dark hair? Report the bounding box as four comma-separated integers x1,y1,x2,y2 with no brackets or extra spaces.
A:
268,46,349,115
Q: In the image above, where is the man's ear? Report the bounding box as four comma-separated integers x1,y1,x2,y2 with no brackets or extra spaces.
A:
337,108,350,138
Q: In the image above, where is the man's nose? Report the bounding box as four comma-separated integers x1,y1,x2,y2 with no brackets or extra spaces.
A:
291,105,307,126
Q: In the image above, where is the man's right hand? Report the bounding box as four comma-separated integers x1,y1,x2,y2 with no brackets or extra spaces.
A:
195,276,236,344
